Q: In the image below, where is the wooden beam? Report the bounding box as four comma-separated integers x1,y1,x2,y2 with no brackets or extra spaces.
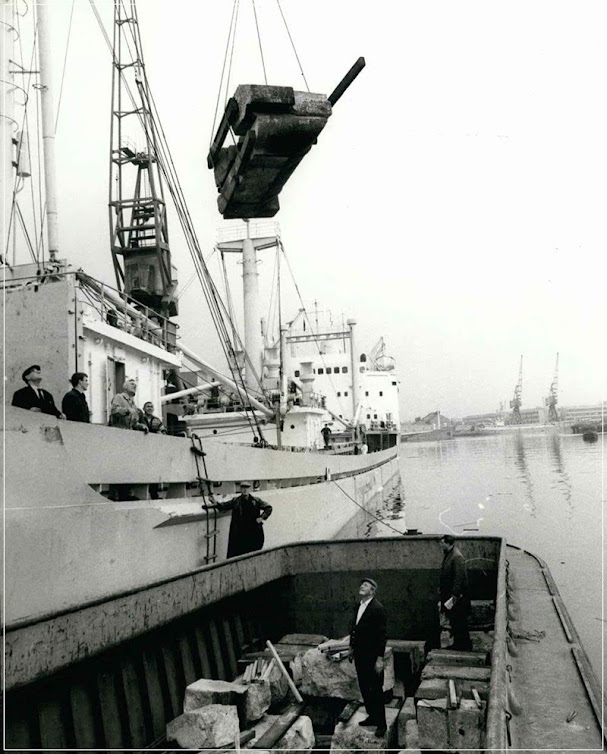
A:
328,57,366,107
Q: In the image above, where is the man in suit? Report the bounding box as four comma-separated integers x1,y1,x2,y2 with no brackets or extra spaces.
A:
439,534,472,650
349,577,387,737
12,365,64,418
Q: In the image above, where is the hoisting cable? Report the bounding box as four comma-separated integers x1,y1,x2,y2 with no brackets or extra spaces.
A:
210,0,239,146
251,0,268,85
275,0,310,92
331,478,407,537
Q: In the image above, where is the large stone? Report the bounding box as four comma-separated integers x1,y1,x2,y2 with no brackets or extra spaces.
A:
264,661,290,705
415,678,448,701
331,705,399,751
404,718,420,750
301,646,394,701
166,704,239,749
184,678,247,712
417,698,449,750
396,697,416,747
185,677,270,725
276,715,315,749
448,698,485,749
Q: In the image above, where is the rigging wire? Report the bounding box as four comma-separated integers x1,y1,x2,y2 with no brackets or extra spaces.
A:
275,0,310,92
210,0,239,145
251,0,268,84
54,0,75,132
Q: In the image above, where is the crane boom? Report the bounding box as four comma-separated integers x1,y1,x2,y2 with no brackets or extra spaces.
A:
509,355,523,423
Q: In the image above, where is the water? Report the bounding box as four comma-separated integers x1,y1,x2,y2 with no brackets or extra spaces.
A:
373,430,604,678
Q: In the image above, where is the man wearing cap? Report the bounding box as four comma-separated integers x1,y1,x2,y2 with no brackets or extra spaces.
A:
109,377,148,432
439,534,472,651
215,483,272,558
350,577,387,737
12,365,64,418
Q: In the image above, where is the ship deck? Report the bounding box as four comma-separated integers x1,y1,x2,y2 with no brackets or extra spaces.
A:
506,545,604,751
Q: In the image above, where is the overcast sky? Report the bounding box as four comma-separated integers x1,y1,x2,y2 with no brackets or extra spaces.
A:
20,0,607,418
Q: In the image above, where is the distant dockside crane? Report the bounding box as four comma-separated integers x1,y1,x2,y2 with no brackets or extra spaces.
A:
545,353,560,423
509,356,523,423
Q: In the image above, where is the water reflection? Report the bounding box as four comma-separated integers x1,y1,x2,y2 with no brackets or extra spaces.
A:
549,433,573,517
513,431,536,516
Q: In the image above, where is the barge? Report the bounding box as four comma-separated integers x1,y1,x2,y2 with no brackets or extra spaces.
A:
5,535,604,750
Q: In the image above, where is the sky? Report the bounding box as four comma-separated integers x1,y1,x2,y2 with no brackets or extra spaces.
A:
7,0,607,420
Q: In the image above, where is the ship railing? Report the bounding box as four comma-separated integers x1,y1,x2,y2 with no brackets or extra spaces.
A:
75,272,179,352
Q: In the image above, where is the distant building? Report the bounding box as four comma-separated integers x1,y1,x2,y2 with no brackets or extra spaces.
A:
560,403,606,425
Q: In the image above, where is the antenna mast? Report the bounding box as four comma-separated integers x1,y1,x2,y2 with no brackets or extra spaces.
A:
109,0,177,321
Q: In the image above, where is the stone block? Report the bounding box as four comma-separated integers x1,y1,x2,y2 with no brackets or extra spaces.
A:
264,662,290,705
415,678,448,701
421,664,491,683
276,715,315,750
301,646,394,701
166,704,239,749
184,676,270,725
404,718,419,750
331,704,399,751
184,678,246,712
417,698,449,750
278,633,328,646
243,714,279,749
448,698,485,749
386,640,426,675
396,697,416,747
427,649,488,667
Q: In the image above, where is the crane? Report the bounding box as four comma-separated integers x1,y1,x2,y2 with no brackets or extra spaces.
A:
545,353,560,423
509,355,523,423
108,1,178,326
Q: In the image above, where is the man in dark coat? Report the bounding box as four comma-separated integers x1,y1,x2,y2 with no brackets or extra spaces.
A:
439,534,472,650
216,482,272,558
12,365,64,418
141,401,166,434
62,372,91,422
349,577,387,737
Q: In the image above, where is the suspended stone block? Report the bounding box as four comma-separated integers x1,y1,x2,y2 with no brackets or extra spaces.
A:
208,85,332,219
166,704,239,749
300,646,394,701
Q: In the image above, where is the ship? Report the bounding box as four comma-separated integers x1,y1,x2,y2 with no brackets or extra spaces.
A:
1,0,400,688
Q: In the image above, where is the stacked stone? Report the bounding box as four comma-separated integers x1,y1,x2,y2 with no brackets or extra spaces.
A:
393,648,489,751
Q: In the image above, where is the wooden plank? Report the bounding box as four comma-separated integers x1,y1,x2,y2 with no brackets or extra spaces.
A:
178,633,198,687
222,617,239,678
338,701,361,723
266,640,304,703
328,57,366,106
448,679,458,709
38,696,69,750
141,649,167,742
251,703,304,749
121,656,147,748
471,688,483,709
233,613,246,654
160,643,182,720
208,619,227,680
194,625,213,679
70,681,98,749
421,665,491,683
427,649,489,667
97,669,124,750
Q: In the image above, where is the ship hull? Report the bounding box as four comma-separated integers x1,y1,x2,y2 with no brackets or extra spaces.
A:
3,406,400,625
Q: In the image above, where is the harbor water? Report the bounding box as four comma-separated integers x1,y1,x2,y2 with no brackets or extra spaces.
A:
372,430,604,679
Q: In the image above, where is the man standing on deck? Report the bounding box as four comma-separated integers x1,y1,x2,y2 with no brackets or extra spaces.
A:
215,482,272,558
12,365,64,418
109,377,148,432
439,534,472,651
62,372,91,422
349,577,387,738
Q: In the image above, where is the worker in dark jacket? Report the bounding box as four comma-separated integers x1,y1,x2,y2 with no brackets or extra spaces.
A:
62,372,91,422
12,365,64,418
141,401,166,434
349,577,387,737
439,534,472,650
215,482,272,558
